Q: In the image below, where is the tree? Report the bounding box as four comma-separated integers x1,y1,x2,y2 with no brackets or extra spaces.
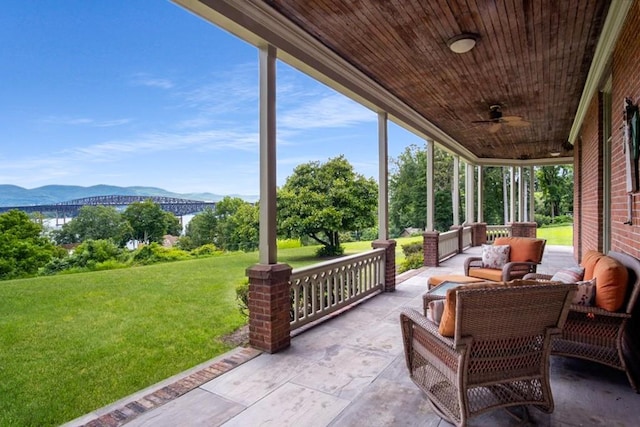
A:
389,144,456,234
218,202,259,251
122,200,173,244
0,210,60,279
182,207,218,249
536,165,574,219
278,156,378,256
53,205,131,245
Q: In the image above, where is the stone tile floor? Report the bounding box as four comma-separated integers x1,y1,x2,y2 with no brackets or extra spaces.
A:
65,246,640,426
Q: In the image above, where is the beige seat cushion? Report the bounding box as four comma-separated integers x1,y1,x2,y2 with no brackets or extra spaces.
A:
467,268,504,282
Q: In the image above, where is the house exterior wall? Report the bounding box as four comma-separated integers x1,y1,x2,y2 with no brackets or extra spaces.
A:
577,1,640,261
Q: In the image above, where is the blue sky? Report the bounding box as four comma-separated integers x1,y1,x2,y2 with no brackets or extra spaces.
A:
1,1,420,196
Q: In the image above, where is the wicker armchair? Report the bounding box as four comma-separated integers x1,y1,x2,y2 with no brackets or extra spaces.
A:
464,237,547,282
401,283,575,427
524,250,640,392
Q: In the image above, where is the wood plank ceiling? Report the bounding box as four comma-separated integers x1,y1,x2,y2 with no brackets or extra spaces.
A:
264,0,611,161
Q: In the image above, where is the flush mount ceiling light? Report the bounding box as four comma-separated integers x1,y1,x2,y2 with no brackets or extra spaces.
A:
550,152,562,157
447,33,479,54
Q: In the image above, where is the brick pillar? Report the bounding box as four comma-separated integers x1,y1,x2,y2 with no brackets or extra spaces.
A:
372,240,396,292
471,222,487,246
246,263,292,353
510,222,537,238
423,231,439,267
450,225,463,253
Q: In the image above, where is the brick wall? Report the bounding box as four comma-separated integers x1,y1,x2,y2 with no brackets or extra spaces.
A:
609,1,640,260
577,1,640,261
578,95,603,258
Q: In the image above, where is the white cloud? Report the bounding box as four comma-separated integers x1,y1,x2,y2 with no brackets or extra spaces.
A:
131,73,174,89
279,93,374,131
41,116,132,127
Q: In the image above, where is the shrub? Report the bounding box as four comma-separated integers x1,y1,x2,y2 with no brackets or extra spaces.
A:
398,252,424,273
401,242,423,256
132,243,190,265
316,244,344,257
553,215,573,225
276,239,302,249
534,214,552,227
191,244,222,257
235,279,249,317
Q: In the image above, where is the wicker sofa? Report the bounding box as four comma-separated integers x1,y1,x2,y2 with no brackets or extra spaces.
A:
526,250,640,392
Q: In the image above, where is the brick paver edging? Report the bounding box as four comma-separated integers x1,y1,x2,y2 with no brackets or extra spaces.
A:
81,346,262,427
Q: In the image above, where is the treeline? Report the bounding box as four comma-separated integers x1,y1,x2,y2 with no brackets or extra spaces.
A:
2,151,573,280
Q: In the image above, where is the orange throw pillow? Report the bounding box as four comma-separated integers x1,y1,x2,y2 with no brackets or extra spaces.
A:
581,250,604,281
438,281,504,337
494,237,545,263
593,256,628,312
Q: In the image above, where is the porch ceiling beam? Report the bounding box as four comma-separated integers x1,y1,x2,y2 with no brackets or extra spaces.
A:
173,0,477,162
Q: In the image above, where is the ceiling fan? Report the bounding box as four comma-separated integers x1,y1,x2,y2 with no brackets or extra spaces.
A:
473,104,530,133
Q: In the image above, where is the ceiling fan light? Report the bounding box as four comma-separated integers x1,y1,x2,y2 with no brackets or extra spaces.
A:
447,33,478,54
550,152,562,157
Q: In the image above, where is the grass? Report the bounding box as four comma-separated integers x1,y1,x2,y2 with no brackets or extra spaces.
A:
0,253,256,426
0,232,554,426
1,239,418,426
536,224,573,246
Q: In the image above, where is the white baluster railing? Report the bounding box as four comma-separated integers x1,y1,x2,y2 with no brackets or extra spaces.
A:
289,248,385,331
486,225,512,243
462,226,472,249
438,229,459,262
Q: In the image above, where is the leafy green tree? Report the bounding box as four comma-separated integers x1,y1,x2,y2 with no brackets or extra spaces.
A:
277,155,377,256
389,144,456,234
217,202,259,251
0,210,60,279
163,211,182,236
480,167,507,225
181,207,218,250
536,165,574,219
123,200,171,244
52,205,131,245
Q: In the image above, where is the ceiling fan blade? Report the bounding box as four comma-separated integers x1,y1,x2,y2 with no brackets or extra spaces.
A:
507,119,531,127
501,115,523,122
488,122,502,133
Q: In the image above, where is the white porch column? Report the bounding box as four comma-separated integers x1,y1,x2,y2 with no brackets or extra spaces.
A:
518,166,524,222
510,166,516,223
258,45,277,264
453,155,460,226
378,112,389,239
477,165,484,223
529,166,535,222
426,140,435,231
466,162,475,224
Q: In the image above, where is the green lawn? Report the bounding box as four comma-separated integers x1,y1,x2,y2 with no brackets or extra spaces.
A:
536,224,573,246
0,254,257,426
0,240,412,426
0,232,560,426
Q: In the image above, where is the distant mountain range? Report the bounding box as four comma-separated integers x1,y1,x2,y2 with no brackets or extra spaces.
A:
0,184,259,207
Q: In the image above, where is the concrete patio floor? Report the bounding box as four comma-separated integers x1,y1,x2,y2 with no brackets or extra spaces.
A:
67,246,640,426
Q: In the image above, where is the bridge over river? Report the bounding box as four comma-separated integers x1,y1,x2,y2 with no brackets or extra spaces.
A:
0,195,217,218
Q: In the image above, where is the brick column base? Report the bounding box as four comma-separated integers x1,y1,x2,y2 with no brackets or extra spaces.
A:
423,231,440,267
510,222,537,238
471,223,487,246
372,240,396,292
246,263,292,353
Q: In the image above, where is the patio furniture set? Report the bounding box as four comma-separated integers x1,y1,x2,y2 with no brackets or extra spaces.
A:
401,237,640,427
